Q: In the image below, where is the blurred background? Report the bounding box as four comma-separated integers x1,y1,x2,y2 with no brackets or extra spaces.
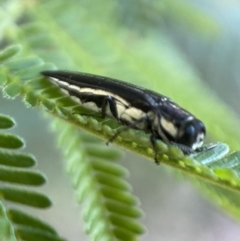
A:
1,0,240,240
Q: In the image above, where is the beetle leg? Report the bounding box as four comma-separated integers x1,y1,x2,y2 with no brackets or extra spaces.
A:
101,96,118,119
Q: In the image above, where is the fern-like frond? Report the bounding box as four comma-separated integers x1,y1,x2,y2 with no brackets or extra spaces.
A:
52,119,145,240
0,112,65,240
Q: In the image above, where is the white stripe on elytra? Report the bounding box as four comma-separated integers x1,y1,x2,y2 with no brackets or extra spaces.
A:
50,77,149,125
80,88,129,106
49,77,130,107
49,77,70,87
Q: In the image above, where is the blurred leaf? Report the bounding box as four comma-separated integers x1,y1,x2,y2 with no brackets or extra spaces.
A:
0,202,16,241
0,45,22,63
165,0,220,36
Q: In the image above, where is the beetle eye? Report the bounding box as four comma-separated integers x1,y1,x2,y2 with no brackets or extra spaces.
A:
184,125,195,143
185,125,195,139
177,124,196,147
177,119,206,150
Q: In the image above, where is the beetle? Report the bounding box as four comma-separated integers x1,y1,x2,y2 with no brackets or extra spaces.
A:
41,70,207,164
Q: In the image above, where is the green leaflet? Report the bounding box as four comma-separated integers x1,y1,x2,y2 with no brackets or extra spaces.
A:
0,203,16,241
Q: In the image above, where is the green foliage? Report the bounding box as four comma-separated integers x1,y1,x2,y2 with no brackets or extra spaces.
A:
53,119,145,241
0,0,240,240
116,0,219,35
0,203,16,241
0,114,64,240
